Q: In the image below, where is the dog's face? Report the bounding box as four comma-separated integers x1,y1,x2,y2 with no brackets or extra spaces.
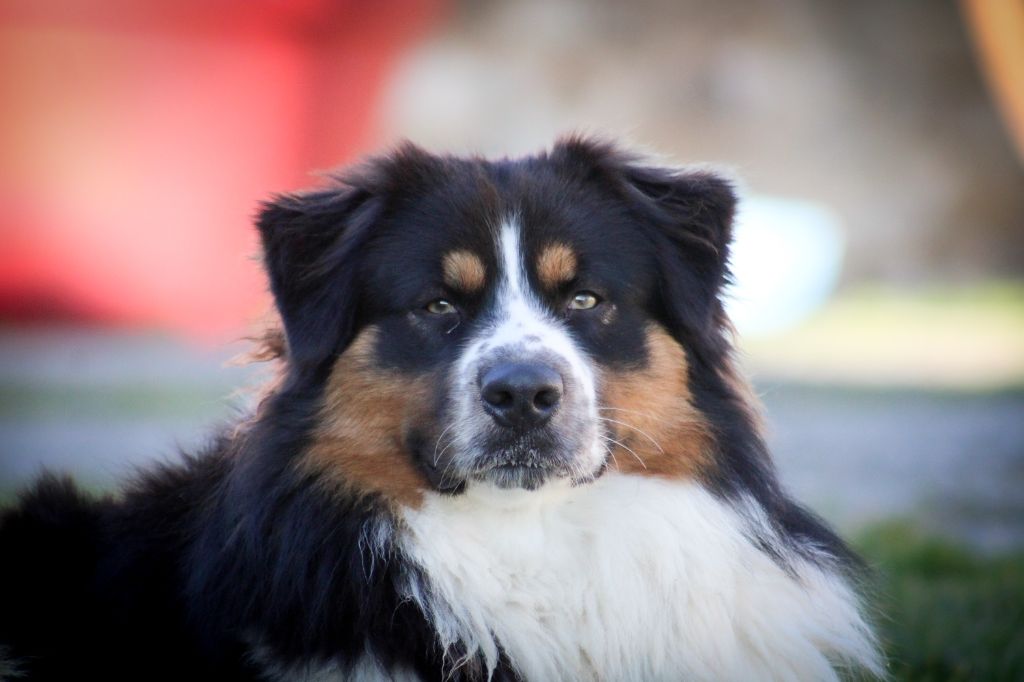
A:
258,138,737,505
358,175,656,494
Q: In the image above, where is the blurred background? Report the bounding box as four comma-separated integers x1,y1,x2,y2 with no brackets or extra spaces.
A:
1,0,1022,677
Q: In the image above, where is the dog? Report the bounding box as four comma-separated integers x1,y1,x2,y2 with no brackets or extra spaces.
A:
0,137,882,681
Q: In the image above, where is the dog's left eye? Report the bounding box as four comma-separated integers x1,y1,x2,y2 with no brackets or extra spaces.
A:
568,292,601,311
425,298,457,315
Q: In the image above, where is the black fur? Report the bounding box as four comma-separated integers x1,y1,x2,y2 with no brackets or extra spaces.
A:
0,137,862,679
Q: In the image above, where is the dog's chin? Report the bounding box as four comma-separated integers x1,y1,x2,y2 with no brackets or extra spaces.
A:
412,426,605,494
469,445,604,492
474,464,552,491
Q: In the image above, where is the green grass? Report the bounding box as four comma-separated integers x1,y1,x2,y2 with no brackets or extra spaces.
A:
856,522,1024,681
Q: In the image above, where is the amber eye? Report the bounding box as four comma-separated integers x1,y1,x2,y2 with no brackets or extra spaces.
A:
568,291,600,311
426,298,457,315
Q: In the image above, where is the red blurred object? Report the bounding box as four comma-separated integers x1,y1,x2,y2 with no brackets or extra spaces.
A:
0,0,442,340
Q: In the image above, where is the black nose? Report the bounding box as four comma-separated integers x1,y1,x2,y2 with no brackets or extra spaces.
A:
480,362,564,429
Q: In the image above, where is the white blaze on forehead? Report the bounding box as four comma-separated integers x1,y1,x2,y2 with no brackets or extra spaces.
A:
500,223,523,295
495,222,579,356
491,221,538,348
470,218,596,388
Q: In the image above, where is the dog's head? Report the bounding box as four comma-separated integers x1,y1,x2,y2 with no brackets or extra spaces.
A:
257,137,745,506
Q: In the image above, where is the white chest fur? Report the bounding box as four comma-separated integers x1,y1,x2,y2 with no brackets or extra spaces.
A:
398,474,880,682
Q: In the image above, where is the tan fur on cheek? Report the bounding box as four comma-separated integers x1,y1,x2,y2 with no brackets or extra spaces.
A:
442,250,486,293
600,325,713,480
536,243,577,290
299,328,430,507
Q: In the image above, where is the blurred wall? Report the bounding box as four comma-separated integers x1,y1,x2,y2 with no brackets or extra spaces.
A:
382,0,1024,284
0,0,442,338
2,0,1020,340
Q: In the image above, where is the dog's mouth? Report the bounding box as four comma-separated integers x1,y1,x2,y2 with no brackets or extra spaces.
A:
468,425,595,490
412,428,602,493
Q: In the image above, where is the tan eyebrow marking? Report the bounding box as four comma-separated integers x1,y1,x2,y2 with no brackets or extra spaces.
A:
536,243,578,289
442,249,487,293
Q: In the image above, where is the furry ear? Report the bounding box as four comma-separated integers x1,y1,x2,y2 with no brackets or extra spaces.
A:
553,136,737,347
256,184,380,372
256,142,440,374
624,164,736,346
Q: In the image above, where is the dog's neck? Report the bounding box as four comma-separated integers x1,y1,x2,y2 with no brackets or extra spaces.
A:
396,472,878,681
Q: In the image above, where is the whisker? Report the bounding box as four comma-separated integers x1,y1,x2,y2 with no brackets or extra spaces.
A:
597,405,704,426
432,423,457,466
600,434,647,470
434,440,458,467
597,416,665,454
437,447,464,487
601,442,620,471
597,406,663,419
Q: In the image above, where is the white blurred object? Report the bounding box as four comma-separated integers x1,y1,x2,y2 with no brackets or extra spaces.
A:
726,195,845,336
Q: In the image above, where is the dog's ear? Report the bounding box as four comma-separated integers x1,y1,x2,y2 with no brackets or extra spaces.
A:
554,137,736,350
623,163,736,348
256,142,442,374
256,183,380,372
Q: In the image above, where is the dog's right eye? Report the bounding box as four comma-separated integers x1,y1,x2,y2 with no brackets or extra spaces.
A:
568,291,601,311
425,299,457,315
